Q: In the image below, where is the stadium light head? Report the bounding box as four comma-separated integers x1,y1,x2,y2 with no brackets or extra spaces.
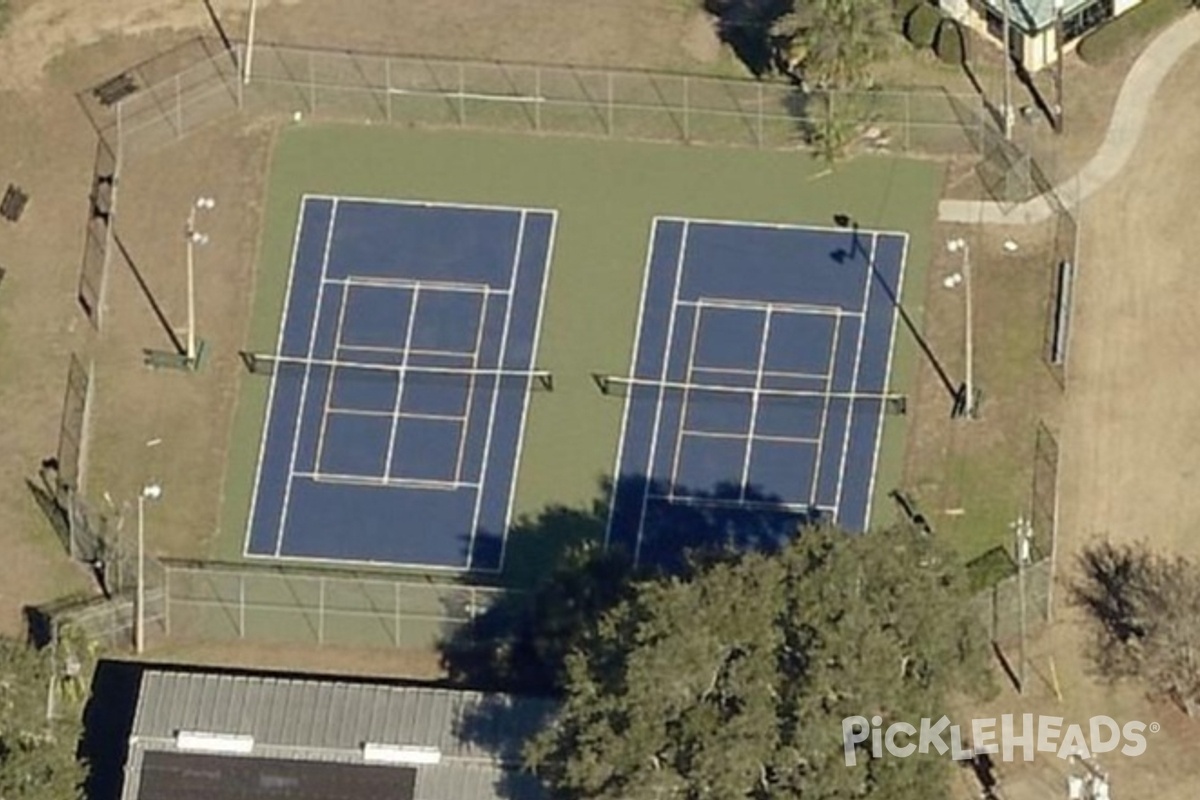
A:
141,483,162,500
190,231,209,246
195,196,216,210
946,238,967,253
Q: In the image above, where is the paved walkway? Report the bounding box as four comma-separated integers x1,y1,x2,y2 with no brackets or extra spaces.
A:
938,10,1200,225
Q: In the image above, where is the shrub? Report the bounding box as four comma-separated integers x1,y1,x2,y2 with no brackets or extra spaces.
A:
1076,0,1191,65
934,18,967,64
904,3,941,50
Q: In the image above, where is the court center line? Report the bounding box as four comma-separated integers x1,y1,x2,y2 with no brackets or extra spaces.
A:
739,306,773,501
336,342,476,361
275,198,340,557
809,313,842,502
832,233,881,519
382,286,421,482
603,218,661,549
326,274,504,296
685,296,859,318
692,364,829,382
466,210,527,570
325,407,467,424
667,294,706,492
633,219,690,566
681,428,821,446
313,278,354,476
245,198,310,558
294,470,476,492
644,492,835,515
456,287,491,483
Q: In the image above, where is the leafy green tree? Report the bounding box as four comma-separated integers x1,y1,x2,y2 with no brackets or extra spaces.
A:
526,525,990,799
771,0,898,90
0,636,86,800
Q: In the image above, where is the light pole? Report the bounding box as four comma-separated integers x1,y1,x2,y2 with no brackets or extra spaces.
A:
136,483,162,654
1013,515,1033,694
244,0,260,85
1054,0,1066,134
185,197,215,368
947,238,977,418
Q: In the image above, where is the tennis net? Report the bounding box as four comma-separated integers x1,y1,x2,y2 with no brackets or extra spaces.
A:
592,373,906,414
240,351,555,392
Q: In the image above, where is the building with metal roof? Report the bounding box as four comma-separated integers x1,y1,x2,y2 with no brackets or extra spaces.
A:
119,669,554,800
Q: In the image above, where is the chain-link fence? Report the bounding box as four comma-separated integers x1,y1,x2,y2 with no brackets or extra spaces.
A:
159,559,510,651
82,37,988,163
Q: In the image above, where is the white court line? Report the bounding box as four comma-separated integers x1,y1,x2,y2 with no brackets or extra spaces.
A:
652,213,910,241
295,470,475,492
738,307,773,501
465,210,527,570
313,278,355,474
327,274,501,296
455,286,492,483
337,341,476,361
645,492,834,515
244,198,310,558
692,364,829,383
497,209,559,571
633,220,690,566
808,312,843,501
301,192,555,218
832,233,881,518
274,198,340,557
602,219,661,549
681,429,821,446
667,295,706,492
862,233,910,530
685,295,856,318
382,286,421,482
324,407,466,424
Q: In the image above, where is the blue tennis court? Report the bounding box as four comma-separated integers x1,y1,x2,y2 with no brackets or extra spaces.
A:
607,217,908,568
244,196,554,571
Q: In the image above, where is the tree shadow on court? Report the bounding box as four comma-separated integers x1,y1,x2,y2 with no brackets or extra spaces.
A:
445,473,812,796
702,0,795,77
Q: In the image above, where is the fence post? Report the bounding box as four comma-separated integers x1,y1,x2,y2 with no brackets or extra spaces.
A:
534,67,542,133
308,51,316,113
905,92,912,152
756,83,764,148
457,63,466,125
606,71,614,136
385,57,392,123
238,574,246,638
682,75,690,142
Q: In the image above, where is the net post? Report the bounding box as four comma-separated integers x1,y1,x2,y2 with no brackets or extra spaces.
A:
682,75,690,142
457,63,466,125
385,57,393,123
534,66,542,132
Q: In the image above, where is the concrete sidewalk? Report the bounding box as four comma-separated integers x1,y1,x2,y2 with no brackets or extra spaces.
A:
938,10,1200,225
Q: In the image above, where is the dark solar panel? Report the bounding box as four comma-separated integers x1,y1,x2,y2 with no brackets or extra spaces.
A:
137,751,416,800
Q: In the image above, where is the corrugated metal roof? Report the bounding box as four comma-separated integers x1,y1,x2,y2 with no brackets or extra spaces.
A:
121,670,554,800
